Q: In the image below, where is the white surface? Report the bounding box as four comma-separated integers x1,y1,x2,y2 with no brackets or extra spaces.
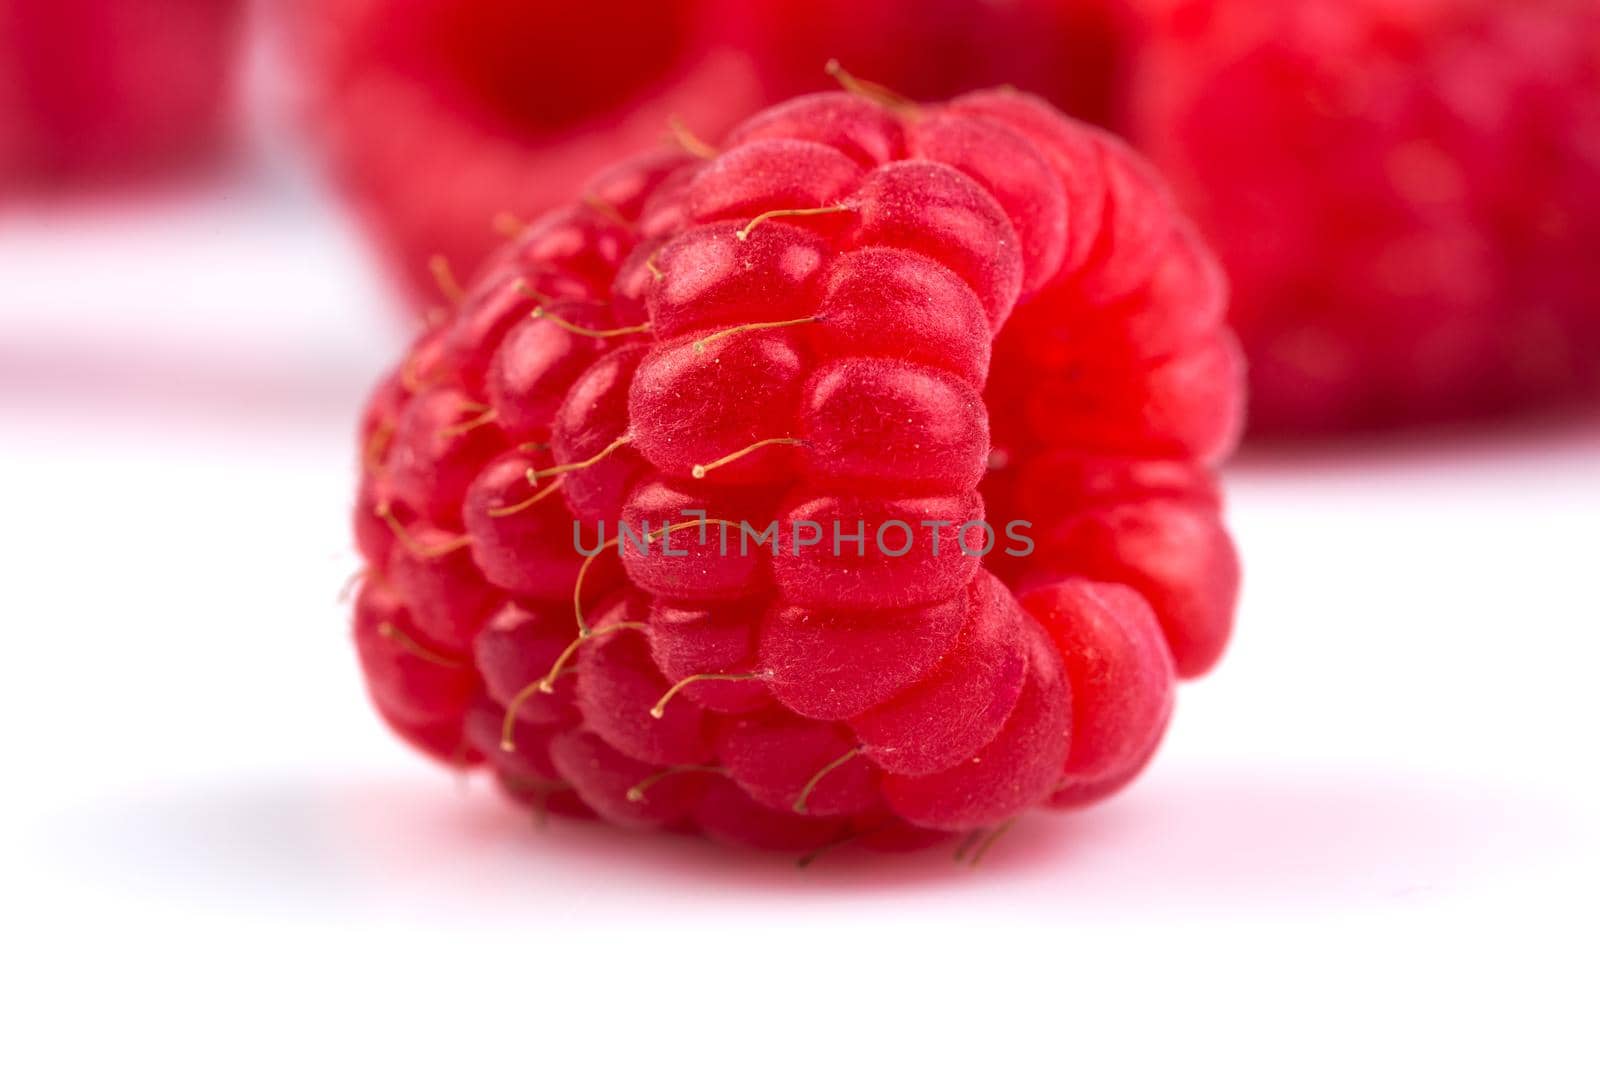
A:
2,178,1597,1065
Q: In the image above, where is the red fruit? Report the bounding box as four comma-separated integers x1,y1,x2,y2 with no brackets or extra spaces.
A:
726,94,907,170
351,87,1243,855
850,160,1024,328
646,599,768,713
1021,580,1175,808
850,573,1028,775
462,450,582,601
694,778,848,852
574,598,715,768
352,580,480,764
770,490,987,612
881,620,1071,832
1032,495,1240,679
1,0,244,184
286,0,1133,305
686,139,864,225
486,302,613,437
760,595,968,722
1131,0,1600,432
287,0,765,301
471,601,581,728
815,247,992,382
463,695,567,789
630,333,806,487
714,711,880,818
648,222,830,337
755,1,1133,133
384,524,496,651
907,111,1068,298
385,385,509,526
549,346,648,523
798,359,989,492
547,729,702,830
619,480,774,602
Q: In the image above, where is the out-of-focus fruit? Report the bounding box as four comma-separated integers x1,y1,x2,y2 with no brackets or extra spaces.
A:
0,0,244,184
289,0,1132,305
1131,0,1600,432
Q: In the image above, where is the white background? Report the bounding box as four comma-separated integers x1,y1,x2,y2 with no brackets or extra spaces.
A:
3,133,1597,1065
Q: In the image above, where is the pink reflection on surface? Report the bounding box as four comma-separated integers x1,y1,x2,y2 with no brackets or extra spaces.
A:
37,763,1581,919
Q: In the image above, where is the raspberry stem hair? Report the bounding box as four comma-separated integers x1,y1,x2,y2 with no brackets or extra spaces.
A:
486,475,564,518
583,195,633,231
691,437,807,479
571,536,620,635
823,59,918,115
736,203,855,242
667,115,717,159
399,353,433,394
490,211,526,238
362,422,393,476
963,818,1017,868
792,747,864,814
530,307,653,340
511,279,552,307
572,518,743,633
499,621,649,751
526,434,631,484
796,829,865,869
541,622,641,691
376,620,463,668
625,764,728,803
438,407,499,438
539,618,649,694
337,566,370,605
375,502,472,558
692,316,818,355
648,672,765,719
427,253,465,304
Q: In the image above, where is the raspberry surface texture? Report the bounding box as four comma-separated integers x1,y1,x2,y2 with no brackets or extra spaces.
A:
1130,0,1600,433
289,0,1131,304
353,84,1243,855
0,0,243,184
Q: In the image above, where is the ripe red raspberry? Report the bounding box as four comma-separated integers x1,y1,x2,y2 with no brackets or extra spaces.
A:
1130,0,1600,432
0,0,243,184
287,0,1131,305
740,0,1133,134
287,0,764,303
352,83,1242,856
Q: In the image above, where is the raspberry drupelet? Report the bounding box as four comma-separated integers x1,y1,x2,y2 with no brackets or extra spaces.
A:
352,81,1243,856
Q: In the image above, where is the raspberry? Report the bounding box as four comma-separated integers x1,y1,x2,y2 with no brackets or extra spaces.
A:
1130,0,1600,432
1,0,243,184
352,83,1243,856
757,1,1133,132
287,0,1132,305
288,0,768,302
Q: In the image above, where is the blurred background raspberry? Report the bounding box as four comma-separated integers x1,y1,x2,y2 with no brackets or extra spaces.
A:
1129,0,1600,433
0,0,246,185
7,0,1592,436
286,0,1135,308
282,0,1597,435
